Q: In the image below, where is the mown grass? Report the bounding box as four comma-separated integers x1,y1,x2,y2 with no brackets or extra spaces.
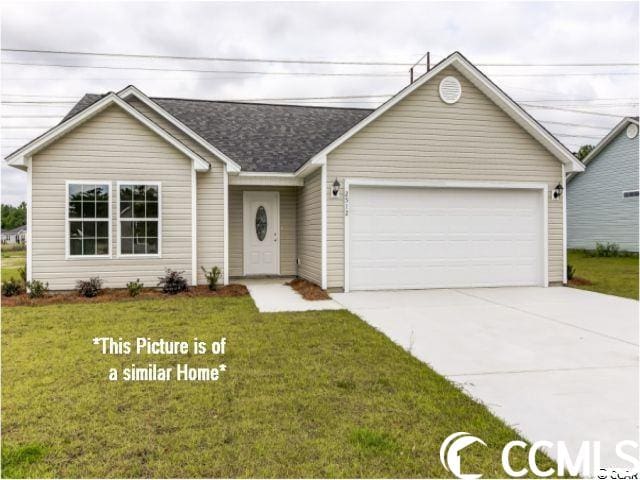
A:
2,296,554,478
568,250,639,300
1,248,26,282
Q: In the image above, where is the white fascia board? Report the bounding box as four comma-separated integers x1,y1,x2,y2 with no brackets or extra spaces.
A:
118,85,241,173
5,92,210,172
295,52,585,175
230,172,303,186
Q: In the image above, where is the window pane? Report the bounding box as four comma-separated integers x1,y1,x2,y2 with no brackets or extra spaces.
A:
95,184,109,201
69,201,82,218
147,237,158,254
82,202,95,218
83,184,96,201
121,221,133,237
146,202,158,218
133,239,146,254
69,184,83,201
70,221,83,238
96,221,109,238
134,221,146,237
120,201,132,218
83,221,96,238
134,185,146,201
96,202,108,218
96,238,109,255
146,221,158,237
121,238,133,254
83,238,96,255
69,239,82,255
146,185,158,201
133,202,145,218
120,185,132,201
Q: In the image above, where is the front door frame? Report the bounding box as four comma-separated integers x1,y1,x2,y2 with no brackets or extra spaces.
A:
243,191,280,276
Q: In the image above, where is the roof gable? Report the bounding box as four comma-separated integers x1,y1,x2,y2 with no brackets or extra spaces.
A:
297,51,585,175
568,117,639,180
6,93,210,172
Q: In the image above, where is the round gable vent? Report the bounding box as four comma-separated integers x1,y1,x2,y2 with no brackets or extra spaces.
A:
626,123,638,139
439,76,462,104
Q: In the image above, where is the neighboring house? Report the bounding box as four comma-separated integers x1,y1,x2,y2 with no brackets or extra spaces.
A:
6,52,584,291
1,225,27,244
567,117,639,252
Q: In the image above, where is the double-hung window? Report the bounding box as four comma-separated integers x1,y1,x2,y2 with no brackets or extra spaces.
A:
67,182,111,257
118,182,161,256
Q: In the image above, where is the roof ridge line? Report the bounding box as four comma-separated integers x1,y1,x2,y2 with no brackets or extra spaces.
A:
151,96,375,111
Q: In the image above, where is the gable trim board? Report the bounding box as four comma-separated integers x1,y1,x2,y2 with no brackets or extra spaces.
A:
117,85,241,173
296,51,585,178
343,178,549,292
6,93,211,173
568,117,640,183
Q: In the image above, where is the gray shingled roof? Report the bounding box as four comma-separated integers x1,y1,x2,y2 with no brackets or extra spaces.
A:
63,94,373,172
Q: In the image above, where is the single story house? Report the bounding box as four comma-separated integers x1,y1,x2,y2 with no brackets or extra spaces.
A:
567,117,639,252
6,51,584,291
1,225,27,245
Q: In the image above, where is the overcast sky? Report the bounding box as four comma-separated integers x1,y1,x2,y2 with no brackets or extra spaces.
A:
1,1,638,205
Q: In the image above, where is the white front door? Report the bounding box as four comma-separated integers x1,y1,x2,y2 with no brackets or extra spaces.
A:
243,191,280,275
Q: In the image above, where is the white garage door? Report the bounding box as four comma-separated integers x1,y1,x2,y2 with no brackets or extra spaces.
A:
348,186,545,290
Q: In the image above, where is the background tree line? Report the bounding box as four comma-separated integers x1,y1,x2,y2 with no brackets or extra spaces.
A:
2,202,27,230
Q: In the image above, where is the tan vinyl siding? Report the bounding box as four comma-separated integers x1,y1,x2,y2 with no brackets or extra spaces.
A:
296,168,322,285
326,65,564,289
126,99,225,284
228,186,297,277
31,105,193,290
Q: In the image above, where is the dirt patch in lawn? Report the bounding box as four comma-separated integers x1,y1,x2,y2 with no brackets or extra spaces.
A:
286,278,331,300
568,276,593,286
1,284,249,307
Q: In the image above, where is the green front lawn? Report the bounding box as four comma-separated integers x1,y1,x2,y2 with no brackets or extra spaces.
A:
1,248,26,282
568,250,639,300
1,296,552,478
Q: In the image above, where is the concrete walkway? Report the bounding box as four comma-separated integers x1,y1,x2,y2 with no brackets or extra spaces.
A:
242,278,343,312
333,286,639,469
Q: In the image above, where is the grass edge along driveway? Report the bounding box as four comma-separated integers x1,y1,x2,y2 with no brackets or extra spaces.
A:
568,249,639,300
1,295,555,478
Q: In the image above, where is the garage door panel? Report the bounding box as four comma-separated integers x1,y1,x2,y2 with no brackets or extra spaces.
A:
348,186,544,290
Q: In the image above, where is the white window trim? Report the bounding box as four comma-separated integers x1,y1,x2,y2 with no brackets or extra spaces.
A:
65,180,113,260
116,180,162,258
622,190,639,198
343,178,549,293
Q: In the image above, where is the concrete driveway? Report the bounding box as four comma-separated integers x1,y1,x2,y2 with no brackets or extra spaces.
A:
333,287,639,468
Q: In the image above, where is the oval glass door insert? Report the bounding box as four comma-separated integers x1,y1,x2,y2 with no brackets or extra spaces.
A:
255,206,267,241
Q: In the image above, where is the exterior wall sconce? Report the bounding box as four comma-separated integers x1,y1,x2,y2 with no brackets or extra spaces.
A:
553,183,564,199
332,178,341,198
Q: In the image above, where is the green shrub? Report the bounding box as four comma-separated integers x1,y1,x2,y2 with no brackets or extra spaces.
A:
158,269,188,295
567,264,575,281
201,266,221,291
594,242,620,257
18,266,26,284
126,279,144,297
26,279,48,298
2,278,24,297
76,277,103,298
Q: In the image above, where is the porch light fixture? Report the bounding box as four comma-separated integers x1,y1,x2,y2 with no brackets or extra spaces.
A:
553,183,564,199
332,178,341,197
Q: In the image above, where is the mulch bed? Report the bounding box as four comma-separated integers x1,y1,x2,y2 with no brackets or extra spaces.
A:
568,276,593,286
286,278,331,301
1,284,248,307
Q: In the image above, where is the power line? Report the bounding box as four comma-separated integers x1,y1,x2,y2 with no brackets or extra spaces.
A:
538,120,611,130
3,47,638,67
554,133,603,140
520,104,635,118
2,61,638,78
